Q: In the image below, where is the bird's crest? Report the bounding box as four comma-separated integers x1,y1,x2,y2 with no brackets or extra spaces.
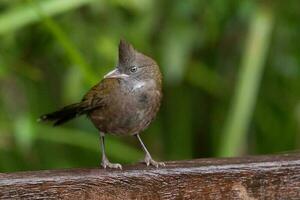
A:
118,39,136,65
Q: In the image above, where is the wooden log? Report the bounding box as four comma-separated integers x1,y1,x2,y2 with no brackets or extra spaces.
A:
0,154,300,199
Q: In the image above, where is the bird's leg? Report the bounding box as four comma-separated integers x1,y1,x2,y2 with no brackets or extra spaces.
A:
135,134,165,168
100,133,122,169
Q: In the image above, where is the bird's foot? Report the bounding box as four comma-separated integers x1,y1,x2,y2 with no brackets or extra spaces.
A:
101,158,122,169
144,154,165,168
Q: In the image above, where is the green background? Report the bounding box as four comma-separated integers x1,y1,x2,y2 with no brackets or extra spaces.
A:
0,0,299,172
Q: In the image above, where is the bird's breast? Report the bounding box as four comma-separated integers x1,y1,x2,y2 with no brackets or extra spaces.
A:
89,79,161,135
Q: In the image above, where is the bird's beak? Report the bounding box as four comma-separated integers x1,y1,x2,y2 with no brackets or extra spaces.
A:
104,69,129,79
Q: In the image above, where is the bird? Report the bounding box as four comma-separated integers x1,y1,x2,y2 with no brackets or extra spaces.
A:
39,39,165,169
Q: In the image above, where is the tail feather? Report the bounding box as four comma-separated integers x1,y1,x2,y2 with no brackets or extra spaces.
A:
39,102,90,126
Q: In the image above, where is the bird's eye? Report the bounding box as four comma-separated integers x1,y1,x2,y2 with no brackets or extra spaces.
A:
130,66,138,73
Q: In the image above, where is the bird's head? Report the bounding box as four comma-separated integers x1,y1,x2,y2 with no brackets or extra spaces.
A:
104,40,161,84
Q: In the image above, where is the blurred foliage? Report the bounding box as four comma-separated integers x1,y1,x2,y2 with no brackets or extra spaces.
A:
0,0,299,172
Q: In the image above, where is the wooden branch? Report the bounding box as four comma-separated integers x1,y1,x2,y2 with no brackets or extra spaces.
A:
1,154,300,199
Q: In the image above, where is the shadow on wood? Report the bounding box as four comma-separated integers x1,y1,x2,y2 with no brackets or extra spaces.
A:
1,154,300,199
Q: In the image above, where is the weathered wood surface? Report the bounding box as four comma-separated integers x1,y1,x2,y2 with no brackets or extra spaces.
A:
0,154,300,200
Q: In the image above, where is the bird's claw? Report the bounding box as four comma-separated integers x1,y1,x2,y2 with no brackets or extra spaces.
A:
101,158,122,169
144,154,165,168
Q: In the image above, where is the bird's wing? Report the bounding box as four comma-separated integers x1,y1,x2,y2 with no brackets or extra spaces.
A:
82,78,120,110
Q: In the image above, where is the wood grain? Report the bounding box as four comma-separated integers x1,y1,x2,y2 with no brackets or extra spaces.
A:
1,154,300,199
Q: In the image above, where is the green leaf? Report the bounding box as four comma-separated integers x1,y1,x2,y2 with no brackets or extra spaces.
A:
0,0,97,35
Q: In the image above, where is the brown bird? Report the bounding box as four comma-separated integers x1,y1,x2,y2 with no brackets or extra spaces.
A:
39,40,164,169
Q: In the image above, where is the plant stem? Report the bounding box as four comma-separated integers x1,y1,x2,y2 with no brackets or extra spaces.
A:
217,5,274,157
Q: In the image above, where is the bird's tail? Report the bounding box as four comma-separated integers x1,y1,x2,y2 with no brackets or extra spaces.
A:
38,102,90,126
